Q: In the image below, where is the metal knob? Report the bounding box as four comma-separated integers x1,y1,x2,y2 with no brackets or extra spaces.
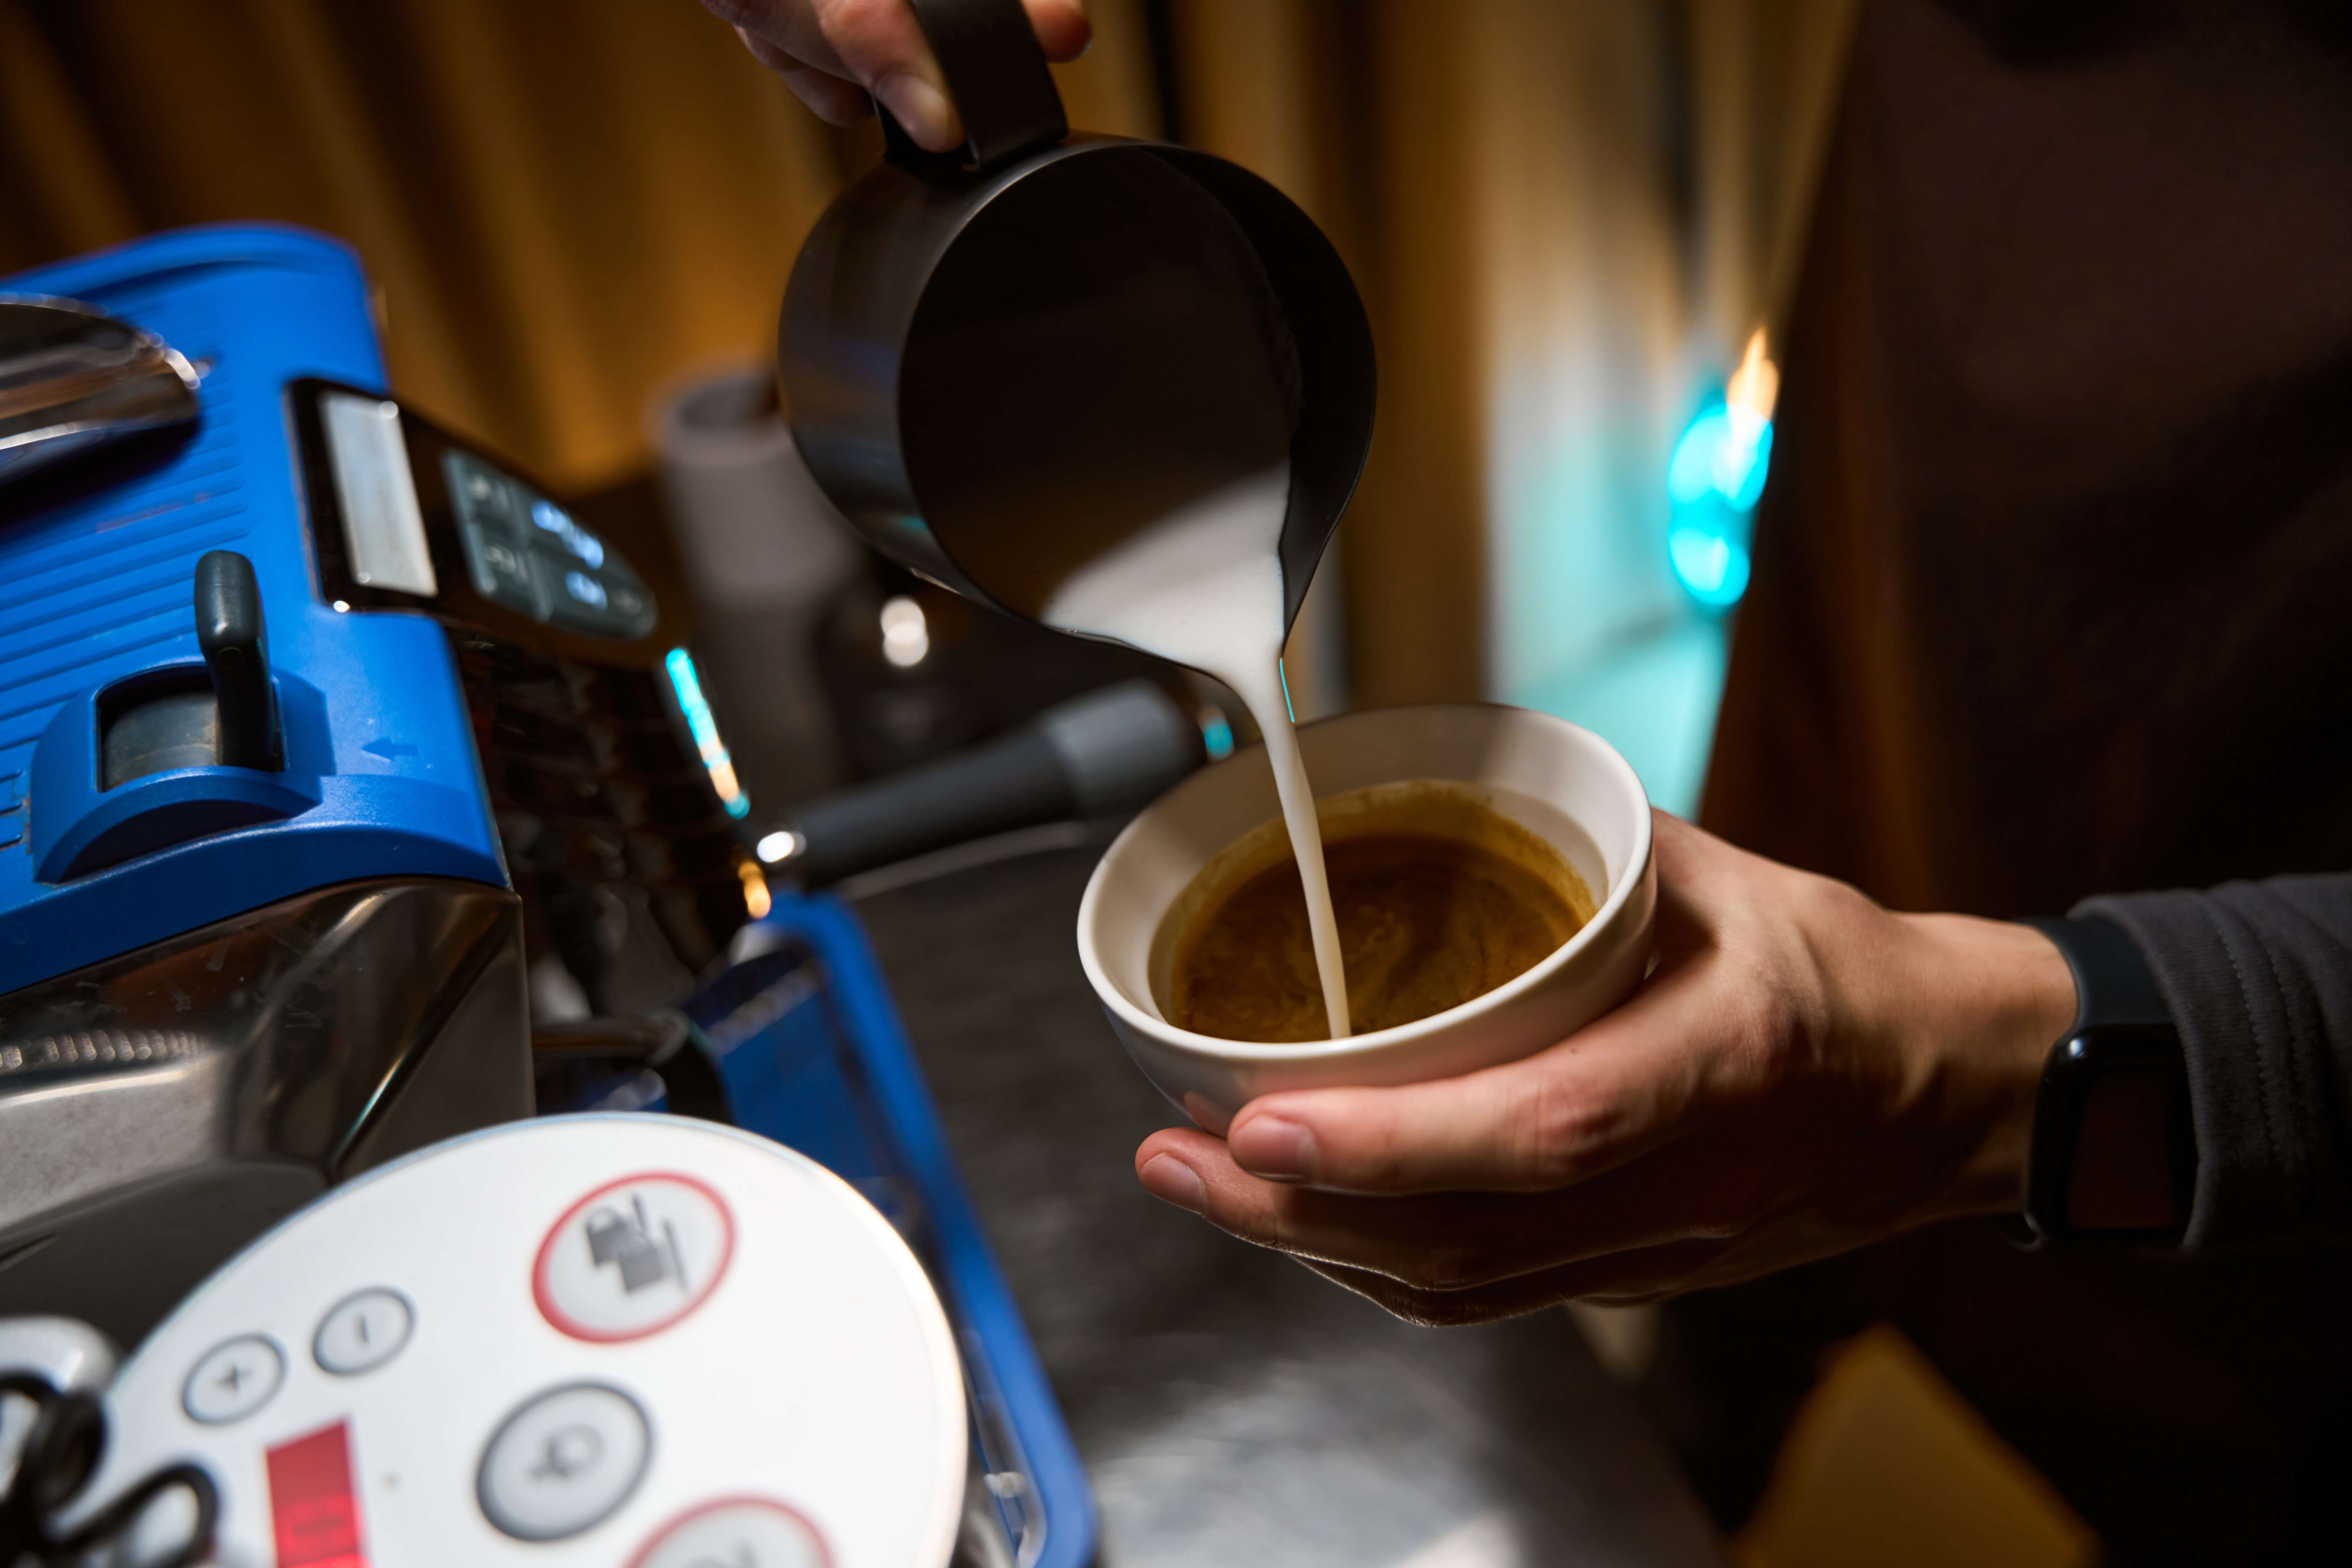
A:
0,297,199,492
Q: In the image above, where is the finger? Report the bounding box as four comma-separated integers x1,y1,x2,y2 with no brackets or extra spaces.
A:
731,27,871,121
803,0,953,147
713,0,1092,151
782,63,879,125
1137,1126,1780,1292
757,0,1089,71
705,0,850,76
1223,947,1726,1195
707,0,951,145
1022,0,1092,61
1300,1238,1722,1326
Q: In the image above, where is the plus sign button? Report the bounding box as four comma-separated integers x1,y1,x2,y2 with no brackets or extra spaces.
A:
630,1499,832,1568
182,1335,285,1425
534,1173,734,1343
477,1382,651,1542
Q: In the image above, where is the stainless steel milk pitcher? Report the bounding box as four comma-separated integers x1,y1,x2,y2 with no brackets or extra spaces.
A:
777,0,1375,640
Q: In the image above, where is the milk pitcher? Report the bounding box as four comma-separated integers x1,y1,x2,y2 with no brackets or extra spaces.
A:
776,0,1375,641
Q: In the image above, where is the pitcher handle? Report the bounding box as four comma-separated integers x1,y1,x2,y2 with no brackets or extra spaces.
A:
879,0,1069,176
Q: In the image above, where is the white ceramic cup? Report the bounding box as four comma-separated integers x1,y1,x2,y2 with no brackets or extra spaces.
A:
1078,702,1657,1130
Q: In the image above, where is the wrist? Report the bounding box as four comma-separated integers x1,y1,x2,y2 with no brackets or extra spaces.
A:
1885,912,2078,1215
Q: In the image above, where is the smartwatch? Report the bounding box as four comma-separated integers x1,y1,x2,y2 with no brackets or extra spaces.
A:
2012,916,2196,1245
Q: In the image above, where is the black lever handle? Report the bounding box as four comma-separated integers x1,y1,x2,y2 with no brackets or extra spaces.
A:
193,550,282,772
881,0,1068,175
768,680,1198,886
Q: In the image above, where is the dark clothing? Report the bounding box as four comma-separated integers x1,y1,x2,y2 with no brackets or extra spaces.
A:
2083,880,2352,1250
1685,0,2352,1558
1706,0,2352,1255
1705,0,2352,931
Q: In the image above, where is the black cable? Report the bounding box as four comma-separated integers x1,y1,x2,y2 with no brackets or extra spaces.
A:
0,1373,217,1568
52,1462,218,1568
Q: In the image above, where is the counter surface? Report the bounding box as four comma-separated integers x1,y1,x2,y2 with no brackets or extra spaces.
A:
852,841,1723,1567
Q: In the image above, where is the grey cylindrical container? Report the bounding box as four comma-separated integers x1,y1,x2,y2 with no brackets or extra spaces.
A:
652,364,862,805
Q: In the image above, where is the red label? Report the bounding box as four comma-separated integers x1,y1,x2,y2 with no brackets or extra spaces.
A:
266,1422,368,1568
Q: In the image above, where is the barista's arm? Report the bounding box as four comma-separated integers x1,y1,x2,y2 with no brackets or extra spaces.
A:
2076,878,2352,1248
699,0,1092,150
1130,812,2089,1322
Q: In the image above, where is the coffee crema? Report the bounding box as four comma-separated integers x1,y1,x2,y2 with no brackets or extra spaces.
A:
1159,782,1594,1043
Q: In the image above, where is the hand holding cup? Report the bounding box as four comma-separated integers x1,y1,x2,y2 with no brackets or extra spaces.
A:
1132,811,2078,1322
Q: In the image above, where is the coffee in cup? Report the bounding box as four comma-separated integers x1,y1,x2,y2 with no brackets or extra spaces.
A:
1156,781,1596,1042
1082,703,1655,1117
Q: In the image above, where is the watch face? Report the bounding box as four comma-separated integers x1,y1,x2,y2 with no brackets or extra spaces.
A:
2029,1025,2192,1243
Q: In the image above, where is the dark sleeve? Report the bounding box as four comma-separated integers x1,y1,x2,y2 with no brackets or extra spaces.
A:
2074,878,2352,1251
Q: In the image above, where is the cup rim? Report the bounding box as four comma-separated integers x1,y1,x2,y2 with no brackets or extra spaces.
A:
1076,701,1654,1063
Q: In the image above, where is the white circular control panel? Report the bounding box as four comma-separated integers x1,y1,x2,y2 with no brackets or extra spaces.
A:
59,1116,967,1567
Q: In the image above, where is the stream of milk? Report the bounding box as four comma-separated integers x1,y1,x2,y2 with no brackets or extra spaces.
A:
1040,465,1350,1038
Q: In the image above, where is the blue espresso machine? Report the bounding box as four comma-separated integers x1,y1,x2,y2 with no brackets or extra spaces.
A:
0,227,1092,1567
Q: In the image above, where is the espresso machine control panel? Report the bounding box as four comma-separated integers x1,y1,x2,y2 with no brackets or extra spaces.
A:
442,448,655,638
6,1117,966,1567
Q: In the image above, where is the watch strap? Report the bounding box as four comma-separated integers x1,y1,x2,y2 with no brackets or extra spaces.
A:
2020,915,2171,1033
2011,916,2190,1246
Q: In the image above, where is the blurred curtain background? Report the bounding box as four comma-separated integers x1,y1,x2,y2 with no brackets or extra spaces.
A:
0,0,1853,811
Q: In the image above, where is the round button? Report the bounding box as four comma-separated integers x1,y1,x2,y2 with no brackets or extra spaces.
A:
533,1173,734,1343
477,1382,651,1542
629,1499,831,1568
181,1335,284,1425
313,1288,414,1376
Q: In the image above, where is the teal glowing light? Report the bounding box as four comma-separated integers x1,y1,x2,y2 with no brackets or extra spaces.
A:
1668,525,1752,608
665,647,750,819
1200,708,1235,761
1666,395,1772,612
1668,403,1773,512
